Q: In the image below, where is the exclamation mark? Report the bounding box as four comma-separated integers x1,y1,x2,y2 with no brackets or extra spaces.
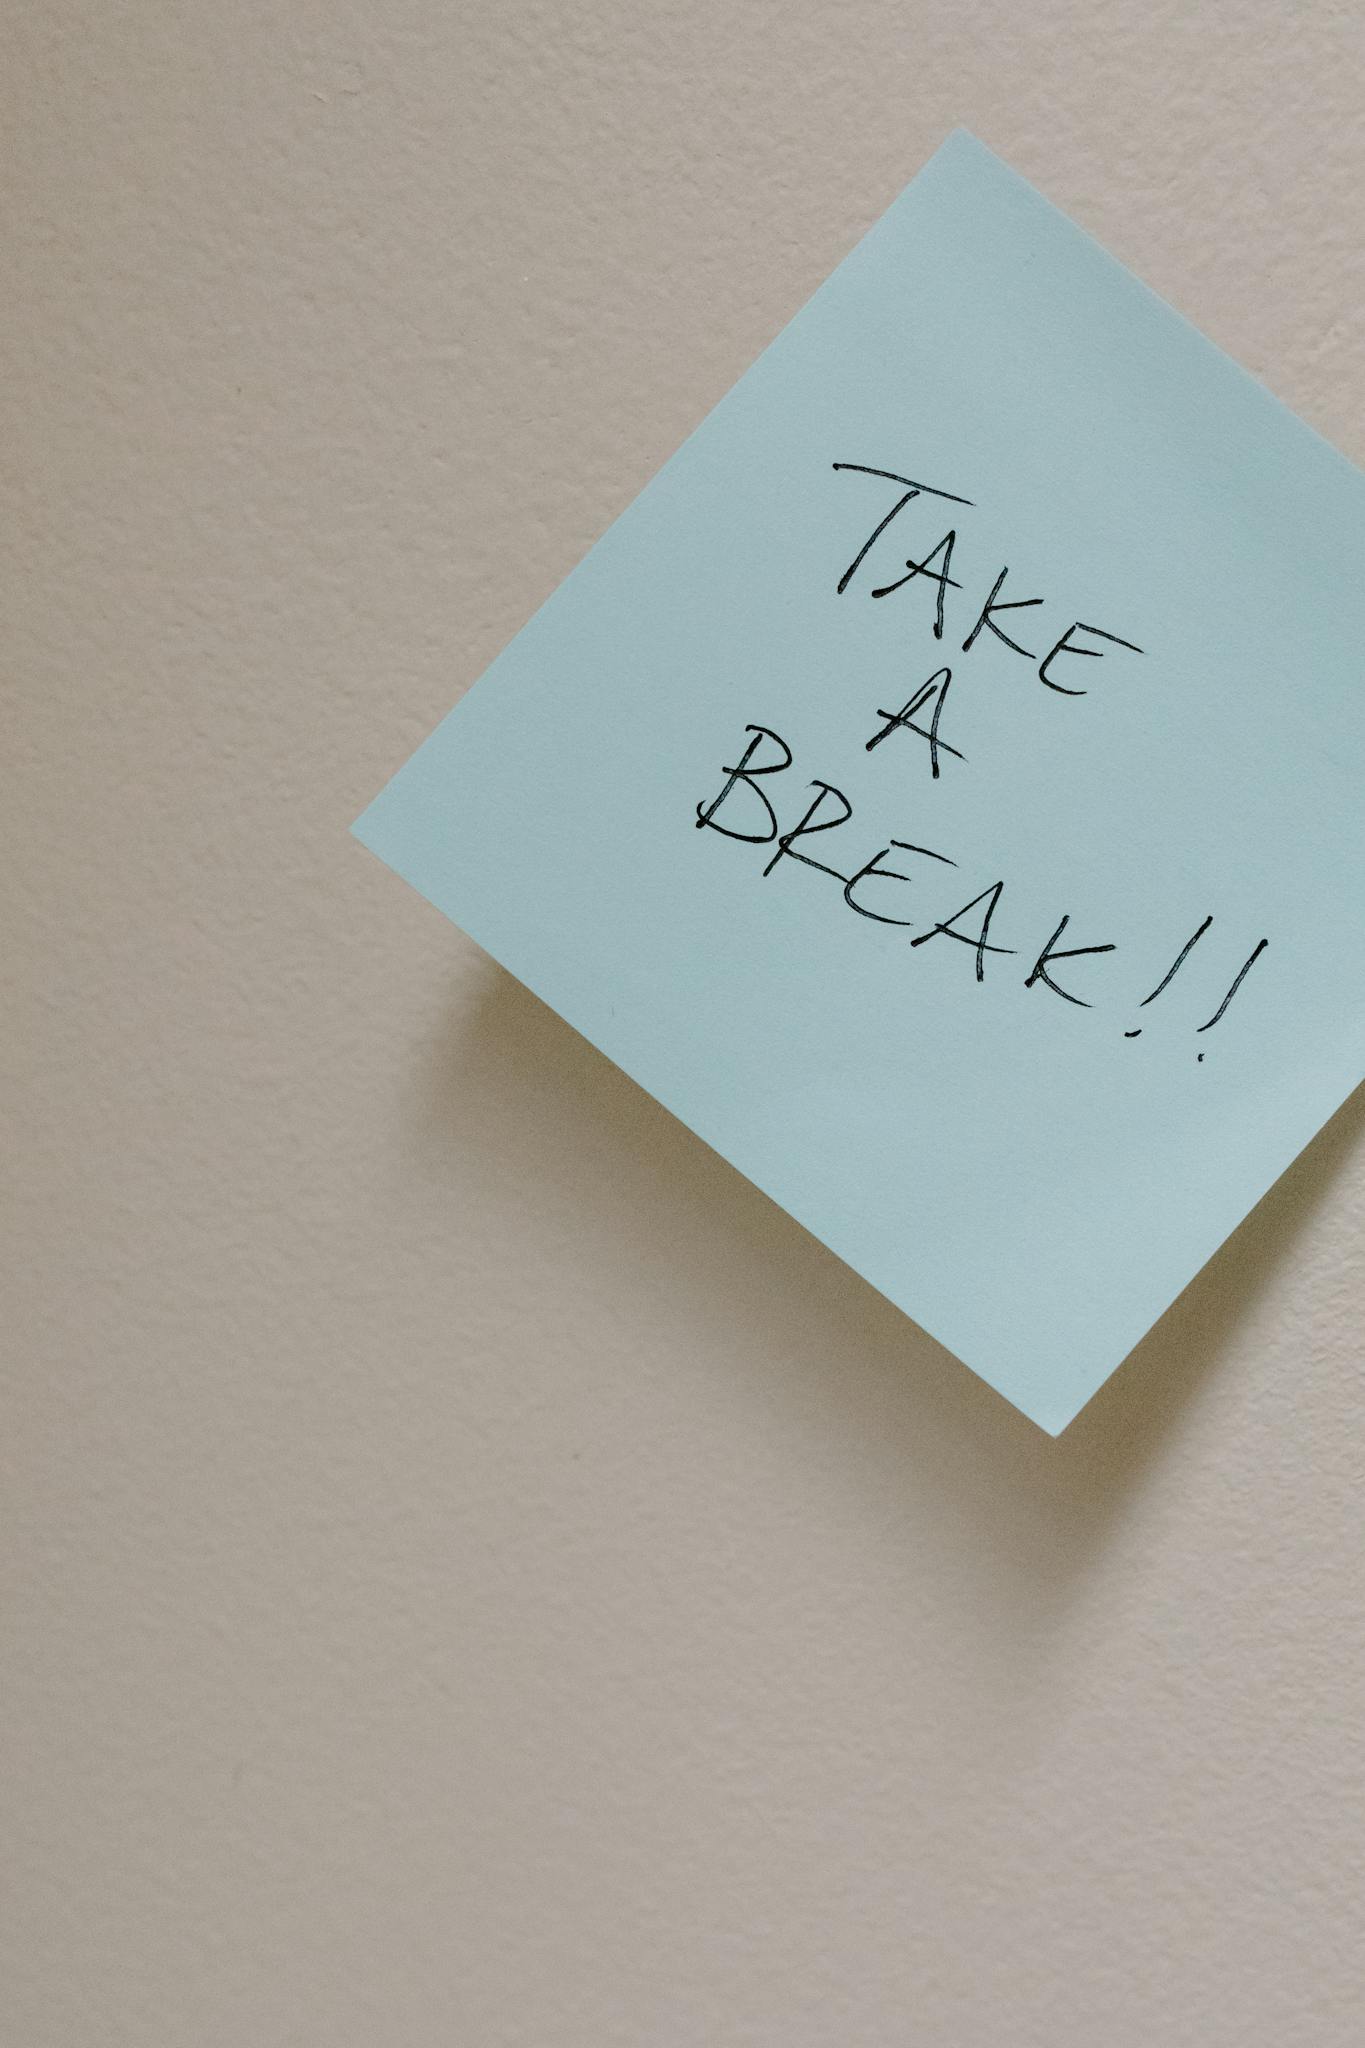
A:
1123,916,1213,1037
1194,939,1269,1060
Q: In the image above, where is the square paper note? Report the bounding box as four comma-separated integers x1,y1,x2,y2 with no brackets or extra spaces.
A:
356,130,1365,1433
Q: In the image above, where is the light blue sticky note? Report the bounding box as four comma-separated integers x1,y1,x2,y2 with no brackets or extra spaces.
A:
355,130,1365,1433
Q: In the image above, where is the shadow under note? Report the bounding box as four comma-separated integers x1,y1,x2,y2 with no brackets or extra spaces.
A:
413,953,1365,1607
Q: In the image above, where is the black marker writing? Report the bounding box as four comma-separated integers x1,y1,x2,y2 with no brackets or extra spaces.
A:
1140,916,1214,1007
871,531,961,639
909,881,1013,984
693,723,1271,1049
843,840,958,926
832,463,974,595
960,566,1042,660
1039,621,1145,697
866,668,962,779
762,781,853,881
1125,916,1213,1041
834,459,1143,701
1197,939,1270,1038
1025,916,1117,1008
695,725,792,842
689,445,1273,1060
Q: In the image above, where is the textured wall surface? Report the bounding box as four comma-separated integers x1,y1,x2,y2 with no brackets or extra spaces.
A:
5,3,1365,2042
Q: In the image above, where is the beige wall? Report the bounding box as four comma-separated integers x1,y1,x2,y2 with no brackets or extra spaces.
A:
6,3,1365,2042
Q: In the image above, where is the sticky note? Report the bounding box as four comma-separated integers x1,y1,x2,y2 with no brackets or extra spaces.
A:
355,130,1365,1433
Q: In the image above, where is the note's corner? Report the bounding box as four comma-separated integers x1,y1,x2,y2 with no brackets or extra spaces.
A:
934,125,997,169
1036,1407,1074,1441
350,799,388,862
905,128,1020,213
1010,1383,1092,1439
